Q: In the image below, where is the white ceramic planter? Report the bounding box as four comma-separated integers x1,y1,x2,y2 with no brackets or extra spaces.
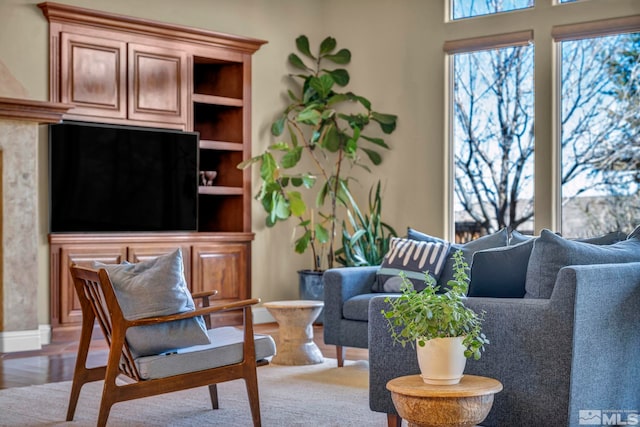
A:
416,336,467,385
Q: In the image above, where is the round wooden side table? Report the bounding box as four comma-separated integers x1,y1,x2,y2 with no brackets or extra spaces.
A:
386,374,503,427
263,300,324,365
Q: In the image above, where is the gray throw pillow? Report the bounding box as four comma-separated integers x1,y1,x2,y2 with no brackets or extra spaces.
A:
509,229,533,245
374,237,451,292
95,249,210,357
573,231,628,245
468,239,535,298
438,228,509,288
524,229,640,299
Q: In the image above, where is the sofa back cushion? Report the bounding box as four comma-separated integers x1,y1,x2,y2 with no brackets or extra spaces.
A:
469,238,535,298
524,229,640,299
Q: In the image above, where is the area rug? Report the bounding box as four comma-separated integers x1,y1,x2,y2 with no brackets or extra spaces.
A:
0,358,387,426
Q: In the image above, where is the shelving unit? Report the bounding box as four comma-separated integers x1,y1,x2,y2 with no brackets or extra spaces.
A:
40,1,267,337
192,55,251,233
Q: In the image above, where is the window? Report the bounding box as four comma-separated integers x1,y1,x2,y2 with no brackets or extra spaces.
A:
446,2,639,241
446,32,534,241
451,0,534,20
559,31,640,237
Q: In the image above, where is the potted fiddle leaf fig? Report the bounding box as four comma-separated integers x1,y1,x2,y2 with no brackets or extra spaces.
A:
381,250,489,385
238,35,398,273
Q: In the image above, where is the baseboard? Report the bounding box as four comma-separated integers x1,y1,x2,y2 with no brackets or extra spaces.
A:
253,307,275,324
0,328,42,353
39,324,51,346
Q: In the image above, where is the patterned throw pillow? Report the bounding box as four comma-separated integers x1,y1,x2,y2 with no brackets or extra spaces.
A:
373,237,451,292
408,227,509,289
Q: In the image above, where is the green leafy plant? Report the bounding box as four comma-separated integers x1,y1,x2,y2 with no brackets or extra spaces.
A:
381,250,489,360
238,35,397,271
335,181,397,267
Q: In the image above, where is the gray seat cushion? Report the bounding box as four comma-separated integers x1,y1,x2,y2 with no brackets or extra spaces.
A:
343,293,398,321
135,327,276,380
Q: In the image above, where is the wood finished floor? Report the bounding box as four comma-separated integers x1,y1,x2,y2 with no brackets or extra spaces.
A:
0,323,368,390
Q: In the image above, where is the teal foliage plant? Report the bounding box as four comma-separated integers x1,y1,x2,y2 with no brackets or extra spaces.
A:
239,35,397,271
381,250,489,360
335,180,397,267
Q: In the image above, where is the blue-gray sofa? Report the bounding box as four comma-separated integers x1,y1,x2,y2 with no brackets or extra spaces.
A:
324,228,640,427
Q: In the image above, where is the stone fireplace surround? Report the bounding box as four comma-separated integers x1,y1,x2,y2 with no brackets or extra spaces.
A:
0,97,70,352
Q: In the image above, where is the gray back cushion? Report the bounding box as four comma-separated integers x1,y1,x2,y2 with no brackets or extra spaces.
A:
439,228,509,288
96,249,210,357
524,229,640,299
469,238,535,298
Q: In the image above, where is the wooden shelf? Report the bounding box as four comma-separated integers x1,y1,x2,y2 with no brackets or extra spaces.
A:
199,139,243,151
192,93,243,107
198,186,243,195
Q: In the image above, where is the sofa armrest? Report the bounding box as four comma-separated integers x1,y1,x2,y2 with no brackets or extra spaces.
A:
565,262,640,426
324,266,378,345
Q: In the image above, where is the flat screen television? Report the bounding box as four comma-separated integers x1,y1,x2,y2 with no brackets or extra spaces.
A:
49,121,199,233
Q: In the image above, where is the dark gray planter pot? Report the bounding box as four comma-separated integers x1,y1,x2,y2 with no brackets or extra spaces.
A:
298,269,324,324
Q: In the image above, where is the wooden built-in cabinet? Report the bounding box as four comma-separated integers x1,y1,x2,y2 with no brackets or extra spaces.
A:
40,2,266,338
49,233,252,340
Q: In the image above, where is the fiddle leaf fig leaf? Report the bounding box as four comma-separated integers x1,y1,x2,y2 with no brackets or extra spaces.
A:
327,93,350,106
324,48,351,65
361,134,390,149
237,156,260,170
327,68,350,86
287,89,299,102
288,191,306,216
297,107,322,125
288,53,308,71
302,175,316,188
322,124,341,152
274,193,290,219
319,36,337,55
271,116,286,136
355,95,371,110
281,146,303,168
260,153,278,182
310,74,335,99
268,141,289,151
295,230,312,254
295,35,314,59
315,224,330,243
372,112,398,134
362,147,382,165
288,124,299,148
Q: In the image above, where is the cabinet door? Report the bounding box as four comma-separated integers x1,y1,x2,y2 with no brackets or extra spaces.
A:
128,43,188,125
127,244,191,287
60,32,127,119
57,245,126,327
192,243,249,326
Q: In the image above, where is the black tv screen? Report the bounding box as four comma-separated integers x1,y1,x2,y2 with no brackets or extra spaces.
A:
50,122,199,232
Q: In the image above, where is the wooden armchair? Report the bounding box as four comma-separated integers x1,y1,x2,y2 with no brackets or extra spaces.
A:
67,264,275,427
